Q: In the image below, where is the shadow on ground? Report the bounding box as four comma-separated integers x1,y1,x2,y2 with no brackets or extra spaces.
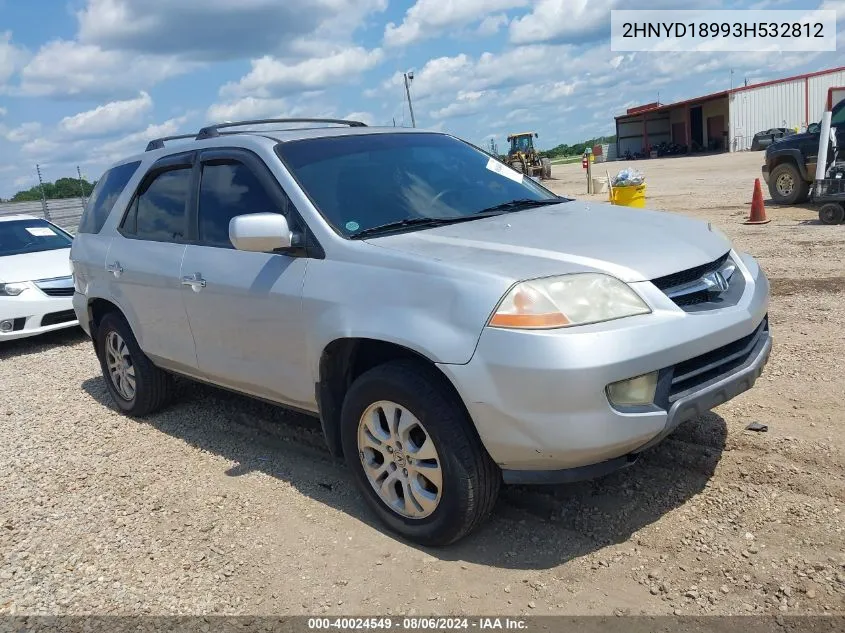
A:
0,327,87,361
81,374,726,571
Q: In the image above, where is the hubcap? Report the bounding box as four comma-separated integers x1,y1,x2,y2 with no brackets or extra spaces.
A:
357,400,443,519
775,172,794,196
105,331,136,401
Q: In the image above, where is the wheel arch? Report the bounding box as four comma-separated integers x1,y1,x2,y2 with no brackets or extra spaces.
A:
315,337,472,458
769,150,810,181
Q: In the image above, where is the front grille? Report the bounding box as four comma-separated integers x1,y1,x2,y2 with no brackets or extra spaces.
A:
673,290,710,307
35,276,74,298
41,287,74,297
652,252,730,292
668,316,769,401
40,310,77,327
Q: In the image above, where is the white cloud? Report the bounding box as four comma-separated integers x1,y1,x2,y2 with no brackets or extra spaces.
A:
220,47,384,98
0,31,27,85
18,40,197,98
91,115,191,162
509,0,612,44
1,122,41,143
207,97,291,122
58,92,153,138
384,0,528,47
476,14,509,37
0,107,6,117
431,91,488,119
77,0,387,60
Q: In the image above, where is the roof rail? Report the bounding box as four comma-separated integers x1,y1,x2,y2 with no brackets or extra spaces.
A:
145,134,199,152
195,118,367,140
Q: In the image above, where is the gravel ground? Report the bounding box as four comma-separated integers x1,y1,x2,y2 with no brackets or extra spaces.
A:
1,151,843,616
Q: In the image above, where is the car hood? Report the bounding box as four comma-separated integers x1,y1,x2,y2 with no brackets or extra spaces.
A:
0,248,72,283
365,201,731,283
770,130,816,149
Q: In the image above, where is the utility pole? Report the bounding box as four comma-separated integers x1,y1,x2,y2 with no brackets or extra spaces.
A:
76,165,87,201
404,71,416,128
36,164,50,221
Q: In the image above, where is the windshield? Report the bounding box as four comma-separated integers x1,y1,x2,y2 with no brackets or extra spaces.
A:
276,132,561,237
0,218,73,257
511,136,531,152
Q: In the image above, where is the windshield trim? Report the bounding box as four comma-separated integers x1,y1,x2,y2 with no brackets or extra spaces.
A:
274,132,566,241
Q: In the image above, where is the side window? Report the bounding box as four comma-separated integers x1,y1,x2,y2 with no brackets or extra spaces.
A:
198,161,282,248
831,103,845,127
127,168,191,242
78,161,141,234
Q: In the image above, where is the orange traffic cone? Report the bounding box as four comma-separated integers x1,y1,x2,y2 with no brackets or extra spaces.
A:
744,178,770,225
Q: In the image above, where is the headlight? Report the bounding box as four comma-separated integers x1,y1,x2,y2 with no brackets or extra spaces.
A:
0,282,28,296
488,273,650,329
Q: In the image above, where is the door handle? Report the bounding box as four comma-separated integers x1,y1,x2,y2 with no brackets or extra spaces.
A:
106,261,123,277
181,273,206,291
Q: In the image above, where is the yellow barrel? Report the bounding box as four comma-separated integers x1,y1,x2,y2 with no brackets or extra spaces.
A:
609,184,646,208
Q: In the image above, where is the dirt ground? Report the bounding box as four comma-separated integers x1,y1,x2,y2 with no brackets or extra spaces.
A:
1,151,843,617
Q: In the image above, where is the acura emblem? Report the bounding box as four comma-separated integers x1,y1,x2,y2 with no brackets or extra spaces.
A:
703,271,730,294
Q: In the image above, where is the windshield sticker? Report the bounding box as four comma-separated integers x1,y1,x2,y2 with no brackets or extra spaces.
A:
345,221,360,232
486,158,524,184
25,226,57,237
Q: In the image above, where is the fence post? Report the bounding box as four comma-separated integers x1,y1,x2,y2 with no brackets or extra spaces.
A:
36,164,51,221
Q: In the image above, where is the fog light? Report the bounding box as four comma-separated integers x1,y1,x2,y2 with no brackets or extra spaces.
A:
0,319,14,333
607,371,658,406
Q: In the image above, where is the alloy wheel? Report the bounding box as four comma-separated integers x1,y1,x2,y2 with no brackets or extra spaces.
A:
105,331,136,401
357,400,443,519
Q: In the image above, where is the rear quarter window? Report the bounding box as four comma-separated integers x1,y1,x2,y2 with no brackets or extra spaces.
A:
77,160,142,234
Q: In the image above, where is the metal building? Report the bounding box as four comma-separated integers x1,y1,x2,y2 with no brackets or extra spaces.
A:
614,66,845,157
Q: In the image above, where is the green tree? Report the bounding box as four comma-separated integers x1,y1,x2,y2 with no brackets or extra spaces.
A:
11,176,95,202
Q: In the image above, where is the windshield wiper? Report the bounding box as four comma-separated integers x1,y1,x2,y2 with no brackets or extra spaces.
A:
350,215,479,239
475,198,564,215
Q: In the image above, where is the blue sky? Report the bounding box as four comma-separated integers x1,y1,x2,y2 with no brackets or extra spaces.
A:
0,0,843,197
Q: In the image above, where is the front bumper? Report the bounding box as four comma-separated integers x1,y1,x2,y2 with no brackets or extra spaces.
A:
0,292,79,342
438,252,770,481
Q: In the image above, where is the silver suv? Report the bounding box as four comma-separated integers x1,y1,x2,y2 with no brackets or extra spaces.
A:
71,118,771,545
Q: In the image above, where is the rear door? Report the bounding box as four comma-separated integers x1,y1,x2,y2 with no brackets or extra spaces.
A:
107,152,198,373
179,148,311,407
71,160,143,317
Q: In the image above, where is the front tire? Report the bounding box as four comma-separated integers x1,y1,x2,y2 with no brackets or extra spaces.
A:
95,312,175,416
341,360,500,546
541,157,552,179
768,162,809,205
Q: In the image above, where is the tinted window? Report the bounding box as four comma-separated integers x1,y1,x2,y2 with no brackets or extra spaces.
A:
78,161,141,234
831,102,845,126
130,168,191,242
199,162,280,248
276,133,558,237
0,218,73,257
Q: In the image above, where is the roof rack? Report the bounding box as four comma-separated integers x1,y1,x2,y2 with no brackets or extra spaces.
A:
195,118,367,140
145,134,198,152
144,118,368,152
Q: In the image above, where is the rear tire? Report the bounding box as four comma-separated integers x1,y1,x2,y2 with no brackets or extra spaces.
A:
95,312,175,416
541,157,552,179
818,202,845,225
340,360,500,546
768,162,809,205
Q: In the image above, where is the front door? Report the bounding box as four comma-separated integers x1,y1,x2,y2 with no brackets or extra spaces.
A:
180,149,311,408
107,153,198,373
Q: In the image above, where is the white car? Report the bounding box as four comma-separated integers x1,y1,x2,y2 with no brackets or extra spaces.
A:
0,214,78,341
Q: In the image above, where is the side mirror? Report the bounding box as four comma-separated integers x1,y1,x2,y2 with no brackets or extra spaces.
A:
229,213,293,252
